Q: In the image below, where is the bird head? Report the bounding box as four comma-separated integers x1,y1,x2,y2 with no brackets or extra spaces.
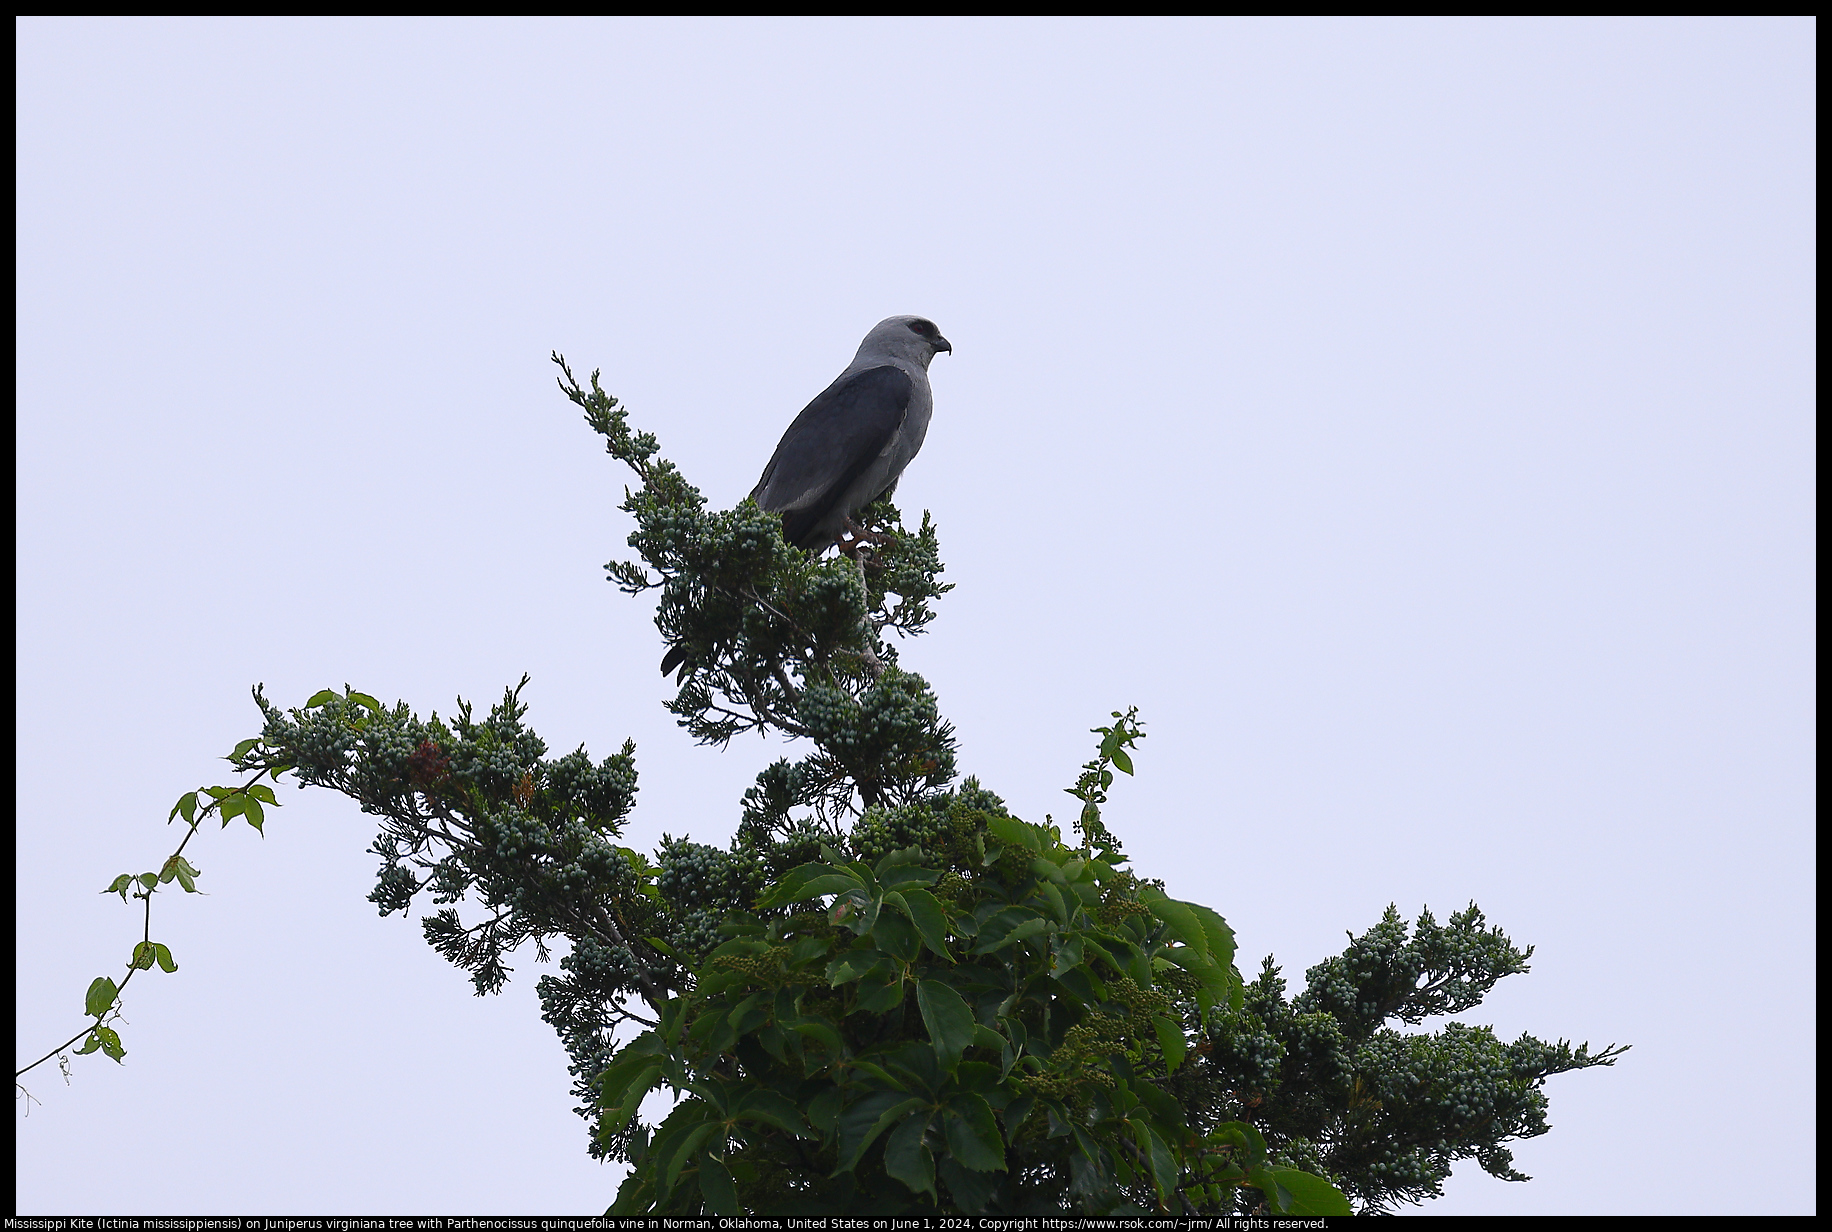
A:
862,315,952,368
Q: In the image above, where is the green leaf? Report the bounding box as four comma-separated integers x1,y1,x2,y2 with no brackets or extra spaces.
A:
898,888,952,960
837,1091,925,1172
1143,889,1237,981
999,1018,1029,1079
825,949,889,987
726,991,769,1034
1036,879,1070,927
758,863,865,908
1136,1121,1177,1201
1184,900,1237,970
698,1154,739,1215
939,1155,1000,1214
1134,1078,1185,1130
1093,934,1151,984
846,1058,911,1091
1110,746,1134,775
85,977,118,1017
348,692,381,712
942,1092,1006,1171
600,1060,664,1134
231,737,260,761
306,689,338,708
972,915,1051,955
873,845,927,875
1159,945,1234,1022
151,943,178,973
93,1025,125,1062
986,813,1040,853
663,1121,717,1197
690,1004,741,1055
855,972,907,1014
241,797,265,833
596,1037,665,1132
757,1022,790,1064
1141,890,1205,955
876,1041,941,1093
1053,963,1104,1007
831,888,880,934
607,1167,655,1216
878,864,941,891
1260,1166,1354,1215
131,942,156,970
167,792,199,825
955,1061,1002,1098
1152,1015,1187,1074
790,1019,846,1057
806,1086,844,1136
869,906,920,962
785,933,833,966
247,783,279,805
102,874,133,901
1247,1165,1290,1212
1212,1120,1270,1162
916,980,976,1072
732,1089,812,1138
882,1112,936,1198
164,856,199,893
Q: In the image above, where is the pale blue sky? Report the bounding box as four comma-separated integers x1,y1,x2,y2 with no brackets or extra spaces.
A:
16,17,1814,1215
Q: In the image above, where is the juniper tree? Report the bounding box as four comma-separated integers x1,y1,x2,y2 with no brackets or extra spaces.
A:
31,356,1623,1215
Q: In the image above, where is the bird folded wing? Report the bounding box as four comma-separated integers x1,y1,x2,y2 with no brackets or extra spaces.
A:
752,365,912,518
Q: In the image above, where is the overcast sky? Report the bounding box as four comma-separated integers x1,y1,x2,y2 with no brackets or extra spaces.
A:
16,17,1814,1216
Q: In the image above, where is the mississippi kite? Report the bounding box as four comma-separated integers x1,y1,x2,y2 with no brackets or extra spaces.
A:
751,315,951,552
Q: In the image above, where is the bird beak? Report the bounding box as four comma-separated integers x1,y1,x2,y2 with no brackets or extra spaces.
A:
934,335,952,355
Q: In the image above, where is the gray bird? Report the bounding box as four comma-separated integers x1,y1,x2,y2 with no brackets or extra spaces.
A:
660,316,951,677
750,315,951,553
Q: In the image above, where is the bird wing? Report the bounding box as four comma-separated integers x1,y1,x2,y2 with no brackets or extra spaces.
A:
751,365,913,523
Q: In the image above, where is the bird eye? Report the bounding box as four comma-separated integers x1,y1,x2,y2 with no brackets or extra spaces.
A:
910,320,934,336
